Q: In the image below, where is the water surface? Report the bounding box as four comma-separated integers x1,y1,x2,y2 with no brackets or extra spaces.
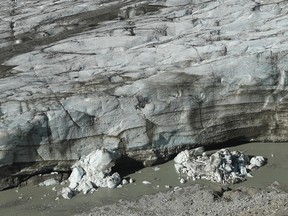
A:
0,142,287,216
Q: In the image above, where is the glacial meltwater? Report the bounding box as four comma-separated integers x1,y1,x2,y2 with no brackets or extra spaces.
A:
0,142,288,216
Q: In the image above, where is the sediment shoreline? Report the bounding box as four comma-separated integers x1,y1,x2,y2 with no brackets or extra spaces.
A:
0,142,288,216
76,184,288,216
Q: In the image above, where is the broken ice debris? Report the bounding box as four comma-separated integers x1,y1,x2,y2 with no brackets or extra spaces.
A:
122,179,129,185
39,178,60,186
142,180,152,185
152,166,160,171
61,187,74,199
249,156,266,168
61,148,121,199
174,148,266,184
180,178,186,184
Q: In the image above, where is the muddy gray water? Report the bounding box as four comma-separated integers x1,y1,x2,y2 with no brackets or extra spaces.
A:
0,142,287,216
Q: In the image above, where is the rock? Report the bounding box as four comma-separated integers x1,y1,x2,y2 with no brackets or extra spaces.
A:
1,0,288,189
129,178,134,184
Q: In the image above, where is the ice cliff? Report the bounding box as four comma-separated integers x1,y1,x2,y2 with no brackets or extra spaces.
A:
0,0,288,189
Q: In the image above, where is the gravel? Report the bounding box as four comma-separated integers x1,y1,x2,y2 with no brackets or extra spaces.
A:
75,184,288,216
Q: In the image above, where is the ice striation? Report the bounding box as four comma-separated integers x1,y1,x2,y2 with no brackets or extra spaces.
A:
0,0,288,189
